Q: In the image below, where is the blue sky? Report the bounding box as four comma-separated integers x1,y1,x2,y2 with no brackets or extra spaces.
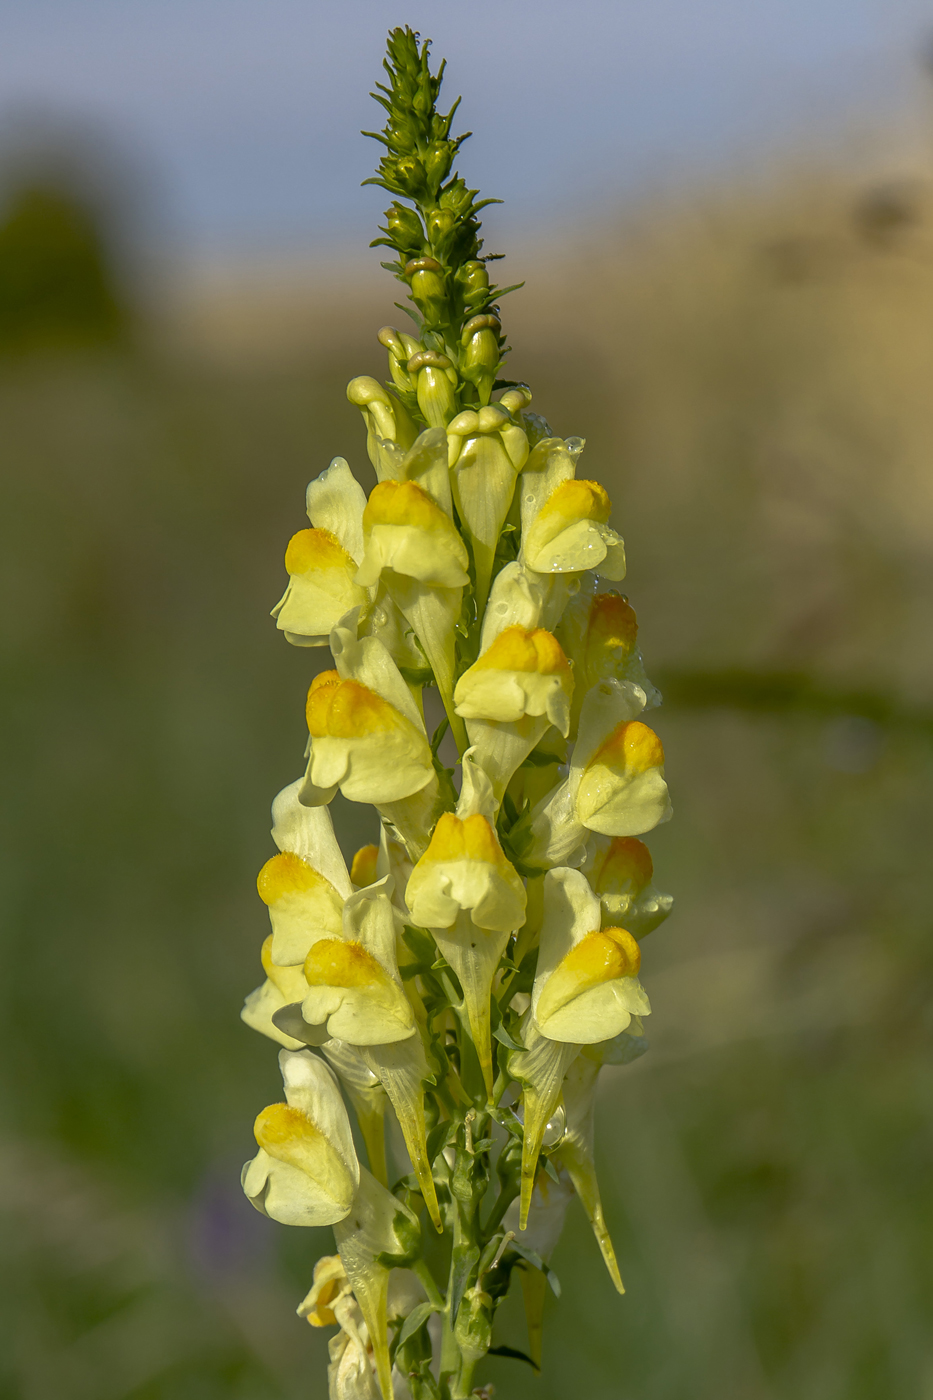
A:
0,0,930,253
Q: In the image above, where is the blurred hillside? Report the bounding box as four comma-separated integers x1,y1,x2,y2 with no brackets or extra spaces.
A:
1,165,932,1400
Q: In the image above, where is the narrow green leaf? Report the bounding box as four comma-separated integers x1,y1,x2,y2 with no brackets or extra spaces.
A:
397,1301,438,1349
449,1245,480,1322
493,1023,524,1052
508,1240,561,1297
426,1118,456,1164
488,1345,540,1372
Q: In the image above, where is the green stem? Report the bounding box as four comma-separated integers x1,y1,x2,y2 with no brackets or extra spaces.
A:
413,1258,445,1308
454,1357,477,1399
483,1178,520,1240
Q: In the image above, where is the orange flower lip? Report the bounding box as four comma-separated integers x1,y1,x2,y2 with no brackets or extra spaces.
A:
350,843,380,887
588,720,665,774
471,625,571,675
303,937,389,990
538,478,611,527
257,851,334,905
420,811,509,866
587,593,638,655
364,479,449,531
536,927,641,1023
305,674,402,738
254,1101,322,1153
285,528,356,575
592,836,654,893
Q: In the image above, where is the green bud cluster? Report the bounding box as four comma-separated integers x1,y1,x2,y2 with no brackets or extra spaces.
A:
364,27,521,405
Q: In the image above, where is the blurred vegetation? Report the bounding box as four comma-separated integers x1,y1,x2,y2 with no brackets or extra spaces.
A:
2,160,933,1400
0,180,128,353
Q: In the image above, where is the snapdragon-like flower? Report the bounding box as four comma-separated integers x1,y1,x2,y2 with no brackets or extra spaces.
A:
454,625,573,800
239,28,676,1399
447,390,531,612
584,833,674,938
272,457,369,645
510,867,650,1223
300,877,441,1231
243,1049,418,1400
520,437,626,578
519,677,672,867
355,459,469,743
406,755,525,1094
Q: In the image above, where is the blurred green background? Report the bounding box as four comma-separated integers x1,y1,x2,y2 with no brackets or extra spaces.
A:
2,154,933,1400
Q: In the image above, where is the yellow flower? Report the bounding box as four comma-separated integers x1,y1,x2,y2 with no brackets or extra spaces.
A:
585,834,673,938
350,843,380,888
297,882,441,1229
240,934,315,1050
302,937,416,1047
298,1254,351,1327
454,626,573,733
272,527,369,646
532,867,650,1045
406,811,526,933
356,480,469,590
257,850,346,966
304,670,435,806
522,478,626,578
453,627,574,804
406,802,527,1098
242,1050,360,1228
575,718,670,836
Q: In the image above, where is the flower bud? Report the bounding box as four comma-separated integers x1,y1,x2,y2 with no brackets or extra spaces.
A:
459,314,500,404
454,1286,493,1363
446,406,530,610
424,141,455,190
426,206,457,245
377,325,420,395
392,155,427,198
406,349,457,427
405,256,446,325
457,258,489,309
382,203,424,253
346,376,418,482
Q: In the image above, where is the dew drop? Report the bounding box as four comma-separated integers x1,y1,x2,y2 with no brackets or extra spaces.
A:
542,1106,566,1149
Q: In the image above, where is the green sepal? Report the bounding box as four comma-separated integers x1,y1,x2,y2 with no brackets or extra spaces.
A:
374,1206,422,1268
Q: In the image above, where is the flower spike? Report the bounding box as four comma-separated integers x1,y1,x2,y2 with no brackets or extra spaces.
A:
240,26,675,1395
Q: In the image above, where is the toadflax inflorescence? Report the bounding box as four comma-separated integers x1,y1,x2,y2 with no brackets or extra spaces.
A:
239,27,673,1400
